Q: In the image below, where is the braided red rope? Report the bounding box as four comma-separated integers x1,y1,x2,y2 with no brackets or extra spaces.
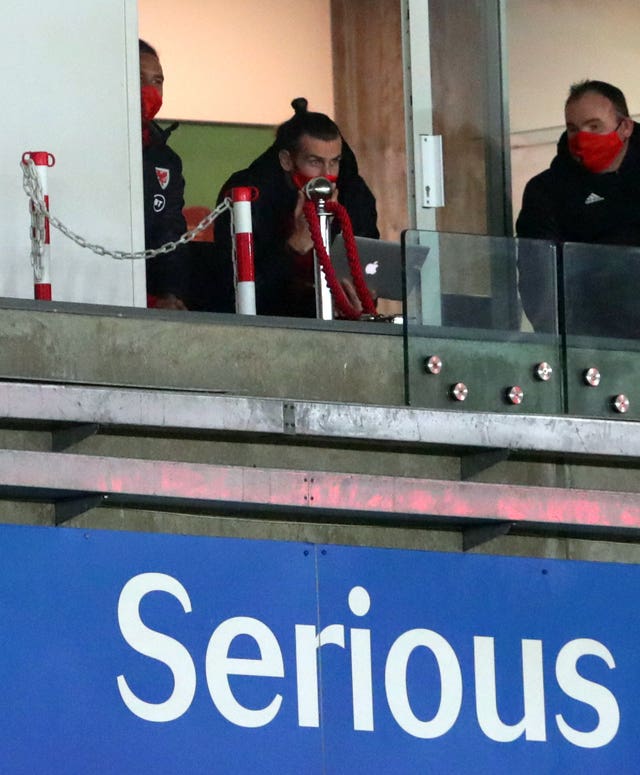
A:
303,199,377,320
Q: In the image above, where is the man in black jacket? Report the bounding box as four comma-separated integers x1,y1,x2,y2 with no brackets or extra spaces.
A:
140,40,188,309
213,99,379,317
516,80,640,335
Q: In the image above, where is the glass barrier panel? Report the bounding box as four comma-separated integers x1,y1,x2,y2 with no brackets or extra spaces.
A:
402,230,561,414
562,242,640,421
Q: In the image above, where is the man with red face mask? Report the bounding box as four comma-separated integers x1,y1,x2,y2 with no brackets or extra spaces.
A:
516,80,640,334
212,98,378,317
140,39,188,310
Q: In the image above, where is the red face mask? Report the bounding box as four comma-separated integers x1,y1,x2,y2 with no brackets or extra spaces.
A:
141,85,163,147
291,171,338,190
568,125,624,173
141,85,162,124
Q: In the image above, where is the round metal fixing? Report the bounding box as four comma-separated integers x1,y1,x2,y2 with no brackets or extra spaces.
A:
424,355,443,375
534,362,553,382
613,394,630,414
507,385,524,405
450,382,468,402
584,367,601,387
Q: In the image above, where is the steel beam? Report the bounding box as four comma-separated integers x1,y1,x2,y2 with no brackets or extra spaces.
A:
0,381,639,461
0,449,638,535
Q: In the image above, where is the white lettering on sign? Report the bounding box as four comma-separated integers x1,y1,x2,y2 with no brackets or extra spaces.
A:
205,616,284,728
116,574,620,748
295,622,345,727
117,573,196,722
555,639,620,748
385,628,463,738
474,637,547,742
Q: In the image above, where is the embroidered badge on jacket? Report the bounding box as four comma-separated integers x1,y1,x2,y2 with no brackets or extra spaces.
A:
155,167,170,190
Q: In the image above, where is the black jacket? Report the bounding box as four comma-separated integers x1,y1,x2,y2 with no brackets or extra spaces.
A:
516,124,640,335
213,141,379,316
143,122,188,300
516,122,640,244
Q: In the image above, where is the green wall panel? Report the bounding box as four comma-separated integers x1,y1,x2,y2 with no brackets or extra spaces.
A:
159,121,275,208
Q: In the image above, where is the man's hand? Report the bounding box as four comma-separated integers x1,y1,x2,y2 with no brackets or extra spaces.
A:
154,293,187,310
339,278,362,316
334,277,378,319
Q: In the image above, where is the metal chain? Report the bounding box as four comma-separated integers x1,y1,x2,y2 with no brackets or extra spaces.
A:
28,198,46,279
21,159,231,261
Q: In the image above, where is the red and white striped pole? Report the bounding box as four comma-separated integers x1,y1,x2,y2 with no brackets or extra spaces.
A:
22,151,56,301
231,187,256,315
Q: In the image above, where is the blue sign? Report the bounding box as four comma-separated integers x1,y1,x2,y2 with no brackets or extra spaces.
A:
0,524,637,773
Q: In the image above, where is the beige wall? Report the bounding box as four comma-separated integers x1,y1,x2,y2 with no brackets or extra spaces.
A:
138,0,334,125
508,0,640,133
508,0,640,219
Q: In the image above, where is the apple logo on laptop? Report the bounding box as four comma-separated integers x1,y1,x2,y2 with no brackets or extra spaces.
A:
365,260,379,276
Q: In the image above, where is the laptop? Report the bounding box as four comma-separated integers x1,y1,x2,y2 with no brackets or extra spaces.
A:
329,235,404,300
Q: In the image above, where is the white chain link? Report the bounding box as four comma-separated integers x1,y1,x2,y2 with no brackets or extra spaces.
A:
21,159,231,261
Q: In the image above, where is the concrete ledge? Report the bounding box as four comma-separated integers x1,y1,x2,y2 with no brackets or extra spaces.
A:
0,300,403,404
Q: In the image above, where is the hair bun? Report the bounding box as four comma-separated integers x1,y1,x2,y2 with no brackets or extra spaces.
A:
291,97,308,115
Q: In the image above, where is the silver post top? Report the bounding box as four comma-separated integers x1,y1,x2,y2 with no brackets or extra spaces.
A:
303,177,333,202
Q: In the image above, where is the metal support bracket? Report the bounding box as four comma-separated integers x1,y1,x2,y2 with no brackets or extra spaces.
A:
460,448,509,480
283,402,296,435
463,521,513,551
54,494,105,525
52,423,99,452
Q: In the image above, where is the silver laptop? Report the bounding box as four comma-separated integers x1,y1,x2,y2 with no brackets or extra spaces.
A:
329,235,403,300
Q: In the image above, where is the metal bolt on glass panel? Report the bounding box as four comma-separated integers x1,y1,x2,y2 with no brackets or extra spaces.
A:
584,368,601,388
613,394,630,414
424,355,443,375
451,382,469,402
535,362,553,382
506,386,524,405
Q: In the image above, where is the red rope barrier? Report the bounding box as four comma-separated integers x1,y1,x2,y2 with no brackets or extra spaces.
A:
302,199,377,320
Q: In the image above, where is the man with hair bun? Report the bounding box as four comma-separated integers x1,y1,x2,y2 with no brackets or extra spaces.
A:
213,98,379,317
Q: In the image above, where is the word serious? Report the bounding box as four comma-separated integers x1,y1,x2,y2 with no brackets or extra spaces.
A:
117,573,620,749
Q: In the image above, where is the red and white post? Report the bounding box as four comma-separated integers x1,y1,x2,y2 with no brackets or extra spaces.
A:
22,151,56,301
231,187,256,315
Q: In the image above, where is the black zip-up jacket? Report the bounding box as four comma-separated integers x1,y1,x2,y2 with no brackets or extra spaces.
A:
517,122,640,244
213,141,379,317
143,122,188,300
516,124,640,335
